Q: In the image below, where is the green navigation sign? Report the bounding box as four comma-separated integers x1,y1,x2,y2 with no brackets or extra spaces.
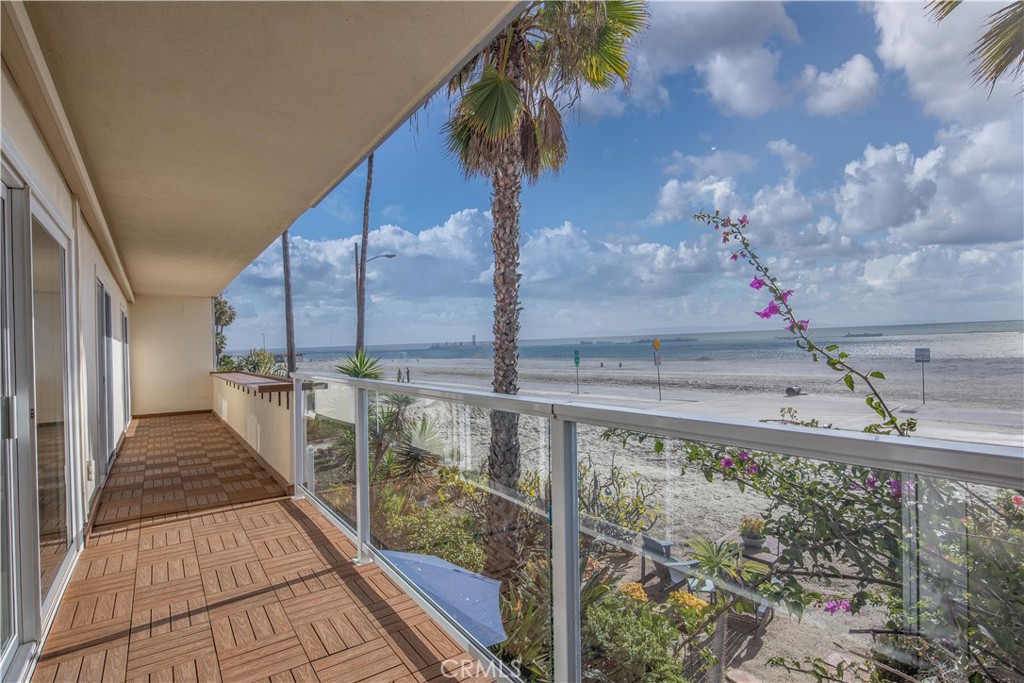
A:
574,350,580,367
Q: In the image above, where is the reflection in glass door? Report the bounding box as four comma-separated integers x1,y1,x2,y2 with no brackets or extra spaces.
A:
31,221,70,598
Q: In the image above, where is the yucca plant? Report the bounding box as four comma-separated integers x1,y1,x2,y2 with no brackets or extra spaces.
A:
334,348,384,379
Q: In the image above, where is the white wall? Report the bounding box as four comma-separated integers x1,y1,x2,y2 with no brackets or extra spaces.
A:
76,211,130,505
130,295,214,415
212,378,293,485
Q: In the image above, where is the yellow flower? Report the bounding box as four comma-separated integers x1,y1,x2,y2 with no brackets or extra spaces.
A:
668,590,708,612
618,582,649,602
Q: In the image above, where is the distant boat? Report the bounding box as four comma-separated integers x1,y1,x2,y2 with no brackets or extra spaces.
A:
844,332,883,338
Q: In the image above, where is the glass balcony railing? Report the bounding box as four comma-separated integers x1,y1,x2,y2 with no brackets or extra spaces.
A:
291,372,1024,683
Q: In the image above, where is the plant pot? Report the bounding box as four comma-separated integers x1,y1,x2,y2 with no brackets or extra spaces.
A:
740,534,765,551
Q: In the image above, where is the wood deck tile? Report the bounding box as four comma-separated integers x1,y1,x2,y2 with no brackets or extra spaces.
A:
34,414,491,683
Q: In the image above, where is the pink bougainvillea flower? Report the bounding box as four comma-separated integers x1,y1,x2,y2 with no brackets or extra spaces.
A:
788,319,810,332
756,302,781,319
780,289,794,302
746,465,759,475
749,277,765,290
737,450,751,461
720,457,734,469
722,234,730,244
722,217,732,227
730,253,739,261
1013,495,1022,507
739,215,749,226
865,474,879,491
824,599,851,615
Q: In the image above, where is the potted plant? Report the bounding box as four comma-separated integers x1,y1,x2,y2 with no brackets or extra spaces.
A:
738,516,766,550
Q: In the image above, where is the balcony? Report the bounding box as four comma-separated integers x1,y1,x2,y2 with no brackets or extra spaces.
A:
32,375,1024,683
31,412,493,683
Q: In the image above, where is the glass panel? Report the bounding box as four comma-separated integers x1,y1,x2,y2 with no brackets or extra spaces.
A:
304,382,357,528
367,391,553,681
32,222,69,598
574,424,1024,682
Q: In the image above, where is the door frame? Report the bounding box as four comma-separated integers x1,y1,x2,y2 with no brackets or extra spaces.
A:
1,140,85,679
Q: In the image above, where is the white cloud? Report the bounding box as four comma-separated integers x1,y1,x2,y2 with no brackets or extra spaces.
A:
588,1,798,118
766,139,813,176
662,150,757,177
650,176,742,225
752,180,815,231
698,48,786,118
835,143,941,235
873,2,1020,126
799,54,880,116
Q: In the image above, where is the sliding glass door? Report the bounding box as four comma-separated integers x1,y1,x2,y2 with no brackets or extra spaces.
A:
31,221,71,599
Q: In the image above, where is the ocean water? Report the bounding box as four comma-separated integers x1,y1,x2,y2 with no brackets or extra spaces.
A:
291,320,1024,412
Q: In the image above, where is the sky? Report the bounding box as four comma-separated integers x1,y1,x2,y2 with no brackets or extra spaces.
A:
223,1,1024,351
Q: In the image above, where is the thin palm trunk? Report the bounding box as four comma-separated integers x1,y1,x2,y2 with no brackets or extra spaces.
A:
356,152,374,354
281,230,296,373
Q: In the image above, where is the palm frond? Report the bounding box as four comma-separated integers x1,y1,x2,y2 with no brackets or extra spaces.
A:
969,1,1024,92
536,96,567,173
461,65,523,141
925,0,962,22
928,0,1024,94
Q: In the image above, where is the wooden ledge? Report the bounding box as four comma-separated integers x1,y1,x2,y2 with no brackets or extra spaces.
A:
211,371,293,393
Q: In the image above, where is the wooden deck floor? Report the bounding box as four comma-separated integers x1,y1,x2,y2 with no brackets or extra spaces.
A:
32,414,493,683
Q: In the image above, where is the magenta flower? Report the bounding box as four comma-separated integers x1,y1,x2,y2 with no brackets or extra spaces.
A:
749,277,765,290
888,479,906,499
722,234,730,244
720,457,734,469
1014,495,1023,507
824,598,851,615
865,474,879,491
756,301,781,319
730,253,739,261
788,319,809,332
737,450,751,461
739,215,749,226
780,289,794,302
722,217,732,227
746,465,759,475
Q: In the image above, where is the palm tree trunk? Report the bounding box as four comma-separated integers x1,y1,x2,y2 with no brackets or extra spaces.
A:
485,134,523,580
356,152,373,354
281,230,296,373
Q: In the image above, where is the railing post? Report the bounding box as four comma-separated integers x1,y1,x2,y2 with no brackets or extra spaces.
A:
551,417,580,682
292,377,304,498
354,387,372,564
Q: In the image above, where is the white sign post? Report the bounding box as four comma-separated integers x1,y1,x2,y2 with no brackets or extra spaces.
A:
652,338,663,402
915,348,931,404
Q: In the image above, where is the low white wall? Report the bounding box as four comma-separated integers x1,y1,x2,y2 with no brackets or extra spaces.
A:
130,295,214,415
212,377,293,485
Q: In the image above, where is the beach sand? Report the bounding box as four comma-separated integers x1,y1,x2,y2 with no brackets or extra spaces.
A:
302,355,1021,680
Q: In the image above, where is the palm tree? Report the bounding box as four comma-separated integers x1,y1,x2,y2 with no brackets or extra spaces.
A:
213,295,237,366
355,152,374,354
443,1,647,578
281,229,297,373
927,1,1024,94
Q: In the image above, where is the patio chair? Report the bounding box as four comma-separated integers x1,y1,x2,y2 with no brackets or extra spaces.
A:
639,533,673,584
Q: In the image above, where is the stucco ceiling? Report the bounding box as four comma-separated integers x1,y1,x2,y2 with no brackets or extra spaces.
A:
23,1,518,297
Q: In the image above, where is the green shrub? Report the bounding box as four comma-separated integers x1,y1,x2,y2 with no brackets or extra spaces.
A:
583,594,689,683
